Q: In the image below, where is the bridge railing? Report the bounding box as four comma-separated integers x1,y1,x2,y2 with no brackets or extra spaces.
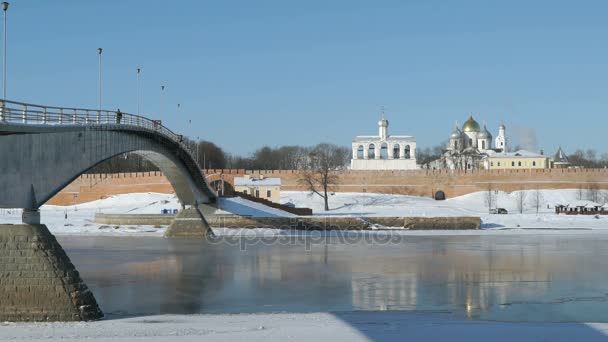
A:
0,99,196,162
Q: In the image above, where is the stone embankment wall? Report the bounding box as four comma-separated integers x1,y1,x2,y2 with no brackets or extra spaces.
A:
0,224,103,321
95,213,175,226
209,216,481,230
94,214,481,230
48,168,608,206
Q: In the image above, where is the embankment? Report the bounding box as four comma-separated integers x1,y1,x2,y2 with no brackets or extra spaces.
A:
94,213,481,230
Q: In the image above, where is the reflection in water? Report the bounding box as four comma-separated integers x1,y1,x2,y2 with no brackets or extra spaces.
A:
59,233,608,322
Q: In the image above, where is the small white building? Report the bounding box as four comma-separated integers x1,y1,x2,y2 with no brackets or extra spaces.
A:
350,115,417,170
234,175,281,203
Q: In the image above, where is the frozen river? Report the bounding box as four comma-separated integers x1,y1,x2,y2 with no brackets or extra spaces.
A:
59,232,608,323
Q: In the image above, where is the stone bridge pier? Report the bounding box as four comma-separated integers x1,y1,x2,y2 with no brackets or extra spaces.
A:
0,100,217,321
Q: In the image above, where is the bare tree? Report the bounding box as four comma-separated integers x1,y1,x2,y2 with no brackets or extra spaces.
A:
531,187,544,215
298,143,350,211
515,187,527,214
585,183,600,203
484,183,495,213
577,185,584,200
601,190,608,205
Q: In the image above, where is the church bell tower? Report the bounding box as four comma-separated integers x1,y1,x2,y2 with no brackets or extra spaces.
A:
495,123,508,152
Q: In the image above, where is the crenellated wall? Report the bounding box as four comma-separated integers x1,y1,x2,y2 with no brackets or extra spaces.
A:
47,168,608,205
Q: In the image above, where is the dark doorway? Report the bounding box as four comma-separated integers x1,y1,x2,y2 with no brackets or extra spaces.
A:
435,190,446,200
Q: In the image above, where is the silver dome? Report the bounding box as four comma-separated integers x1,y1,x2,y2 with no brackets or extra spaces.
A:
478,125,492,139
450,125,463,139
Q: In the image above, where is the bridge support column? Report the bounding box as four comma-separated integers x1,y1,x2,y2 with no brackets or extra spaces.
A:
164,207,214,238
22,209,40,225
0,224,103,321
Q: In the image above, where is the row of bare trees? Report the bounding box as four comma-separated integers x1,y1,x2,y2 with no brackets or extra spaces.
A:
568,149,608,168
485,184,545,215
89,138,228,173
577,183,606,203
226,145,312,170
88,139,351,211
485,184,608,215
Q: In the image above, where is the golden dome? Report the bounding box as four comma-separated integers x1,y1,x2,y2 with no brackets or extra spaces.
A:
462,115,480,132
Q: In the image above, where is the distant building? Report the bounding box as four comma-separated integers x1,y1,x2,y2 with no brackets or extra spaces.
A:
234,175,281,203
447,115,502,153
428,114,508,170
350,113,417,170
483,150,550,170
555,201,607,215
551,147,571,168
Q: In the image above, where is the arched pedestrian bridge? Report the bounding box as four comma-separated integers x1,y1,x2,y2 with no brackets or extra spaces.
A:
0,99,220,322
0,99,217,221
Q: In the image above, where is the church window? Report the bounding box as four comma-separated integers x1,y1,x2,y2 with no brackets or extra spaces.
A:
368,144,375,159
393,144,400,159
255,190,260,198
357,145,364,159
511,161,515,167
243,190,247,195
469,138,473,146
267,190,272,198
380,143,389,159
518,161,522,167
491,162,494,167
498,162,501,166
482,141,486,149
533,161,536,166
405,145,411,159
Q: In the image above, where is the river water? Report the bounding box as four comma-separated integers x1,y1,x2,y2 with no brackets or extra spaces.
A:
59,232,608,322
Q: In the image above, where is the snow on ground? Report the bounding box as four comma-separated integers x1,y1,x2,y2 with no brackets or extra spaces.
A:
0,193,182,236
1,189,607,235
0,193,293,236
217,196,297,218
1,312,607,342
281,189,608,230
282,191,468,217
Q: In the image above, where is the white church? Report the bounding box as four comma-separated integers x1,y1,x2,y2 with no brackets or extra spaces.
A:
428,115,509,170
350,115,417,170
447,115,507,154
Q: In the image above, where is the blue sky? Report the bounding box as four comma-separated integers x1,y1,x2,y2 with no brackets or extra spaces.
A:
6,0,608,156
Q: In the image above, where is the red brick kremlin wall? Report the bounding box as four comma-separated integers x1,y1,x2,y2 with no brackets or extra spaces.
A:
46,168,608,206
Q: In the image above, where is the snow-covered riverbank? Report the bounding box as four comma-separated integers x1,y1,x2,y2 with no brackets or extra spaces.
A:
1,312,607,341
0,190,606,236
282,189,608,230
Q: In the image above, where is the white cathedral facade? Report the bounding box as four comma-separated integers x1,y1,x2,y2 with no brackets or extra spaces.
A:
447,115,507,154
428,115,508,170
350,116,417,170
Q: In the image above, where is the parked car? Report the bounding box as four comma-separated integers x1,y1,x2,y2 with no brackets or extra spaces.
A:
490,208,508,214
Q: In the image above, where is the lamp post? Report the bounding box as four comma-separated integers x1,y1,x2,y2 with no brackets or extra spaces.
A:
196,135,200,169
2,2,9,100
136,67,141,116
97,48,102,110
160,84,165,117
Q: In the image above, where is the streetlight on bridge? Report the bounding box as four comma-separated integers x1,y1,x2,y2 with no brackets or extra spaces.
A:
136,67,141,116
160,84,165,117
2,2,9,100
97,48,102,110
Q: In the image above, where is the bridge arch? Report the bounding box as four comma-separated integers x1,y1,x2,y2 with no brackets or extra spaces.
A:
0,100,216,210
